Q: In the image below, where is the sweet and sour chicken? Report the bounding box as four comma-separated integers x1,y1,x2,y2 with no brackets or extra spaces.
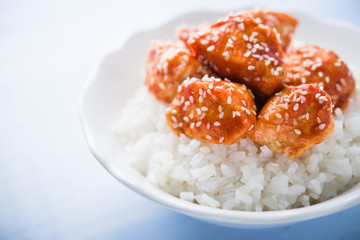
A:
180,13,286,96
166,76,256,145
145,41,214,103
143,10,355,159
285,45,356,109
250,84,334,158
246,10,298,51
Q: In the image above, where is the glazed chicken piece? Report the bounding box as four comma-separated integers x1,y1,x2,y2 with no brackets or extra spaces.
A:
166,76,257,145
246,10,298,51
250,84,334,159
180,13,286,97
285,45,356,109
145,41,215,103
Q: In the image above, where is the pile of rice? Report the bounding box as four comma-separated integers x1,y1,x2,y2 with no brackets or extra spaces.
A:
113,78,360,211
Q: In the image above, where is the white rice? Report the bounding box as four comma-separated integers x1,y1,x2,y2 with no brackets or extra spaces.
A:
113,79,360,211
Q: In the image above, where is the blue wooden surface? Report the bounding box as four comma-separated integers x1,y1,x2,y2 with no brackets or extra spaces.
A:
1,0,360,239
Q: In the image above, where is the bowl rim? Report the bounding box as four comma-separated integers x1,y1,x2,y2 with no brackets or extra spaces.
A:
79,9,360,226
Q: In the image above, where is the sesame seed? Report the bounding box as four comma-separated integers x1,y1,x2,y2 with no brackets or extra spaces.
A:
284,103,289,110
189,96,194,103
209,83,213,89
206,135,212,140
199,96,204,103
218,106,223,112
184,101,190,106
275,113,282,119
276,67,283,71
294,129,301,135
242,34,248,41
319,123,326,130
170,109,177,114
264,114,269,121
276,125,281,132
317,117,321,124
301,77,306,83
239,107,249,115
219,137,224,143
248,65,255,70
293,66,300,71
214,121,220,126
244,51,251,57
340,78,346,85
200,113,206,119
227,96,232,104
235,111,241,116
171,116,177,122
318,71,324,77
219,112,224,119
201,107,208,111
285,113,289,120
319,96,328,101
207,45,215,51
222,51,229,60
207,123,210,129
196,122,201,127
265,60,271,66
199,89,203,95
336,83,342,91
237,23,245,31
300,96,306,103
190,123,195,129
306,113,310,120
200,39,209,45
159,83,165,89
232,111,236,118
293,103,299,111
196,108,201,115
183,116,189,122
315,93,321,98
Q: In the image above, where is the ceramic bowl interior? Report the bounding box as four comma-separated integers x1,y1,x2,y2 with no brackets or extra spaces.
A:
79,10,360,228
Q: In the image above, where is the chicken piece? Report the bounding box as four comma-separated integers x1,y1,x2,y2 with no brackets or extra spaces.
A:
180,13,286,97
285,45,356,109
166,76,257,145
178,27,197,44
250,84,334,159
246,10,298,51
145,41,215,103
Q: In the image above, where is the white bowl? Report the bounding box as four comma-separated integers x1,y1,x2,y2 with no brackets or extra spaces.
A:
79,10,360,228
